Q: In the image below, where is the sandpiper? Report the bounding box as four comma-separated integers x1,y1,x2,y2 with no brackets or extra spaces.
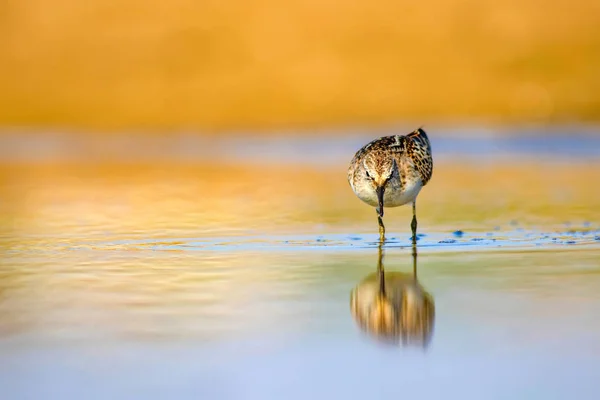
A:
347,128,433,243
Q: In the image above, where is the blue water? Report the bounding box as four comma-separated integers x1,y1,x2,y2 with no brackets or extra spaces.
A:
2,127,600,399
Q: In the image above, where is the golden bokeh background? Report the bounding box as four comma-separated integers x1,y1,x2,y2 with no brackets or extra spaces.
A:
1,0,600,132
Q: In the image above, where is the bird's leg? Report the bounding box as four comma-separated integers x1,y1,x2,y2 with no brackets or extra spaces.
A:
411,201,419,280
411,201,418,245
377,209,386,243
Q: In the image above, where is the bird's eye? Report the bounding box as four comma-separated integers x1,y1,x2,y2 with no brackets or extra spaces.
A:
365,171,372,179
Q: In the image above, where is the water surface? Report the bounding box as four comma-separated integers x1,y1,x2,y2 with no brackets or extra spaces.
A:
1,132,600,399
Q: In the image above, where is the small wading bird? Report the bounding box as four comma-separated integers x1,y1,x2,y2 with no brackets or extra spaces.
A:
347,128,433,243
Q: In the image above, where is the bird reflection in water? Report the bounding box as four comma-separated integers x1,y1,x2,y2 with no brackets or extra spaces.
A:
350,242,435,347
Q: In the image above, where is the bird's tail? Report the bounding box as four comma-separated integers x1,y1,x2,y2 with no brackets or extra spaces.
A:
408,127,431,149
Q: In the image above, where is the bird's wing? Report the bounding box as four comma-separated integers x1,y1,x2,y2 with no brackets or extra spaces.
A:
407,128,433,185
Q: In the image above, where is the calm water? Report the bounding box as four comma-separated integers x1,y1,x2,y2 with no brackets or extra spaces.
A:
1,131,600,399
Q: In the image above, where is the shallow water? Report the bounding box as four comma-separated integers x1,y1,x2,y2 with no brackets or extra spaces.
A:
1,132,600,399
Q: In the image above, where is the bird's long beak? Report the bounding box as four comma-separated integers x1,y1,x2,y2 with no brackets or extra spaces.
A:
376,186,385,217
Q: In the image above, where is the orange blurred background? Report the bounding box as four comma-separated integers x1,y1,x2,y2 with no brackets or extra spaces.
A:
1,0,600,133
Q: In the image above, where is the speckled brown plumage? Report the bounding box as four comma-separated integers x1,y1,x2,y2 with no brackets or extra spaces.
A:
347,128,434,242
348,128,433,187
405,128,433,185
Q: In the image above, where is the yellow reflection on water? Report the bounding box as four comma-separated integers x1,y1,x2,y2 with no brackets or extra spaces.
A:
1,161,599,245
0,158,599,343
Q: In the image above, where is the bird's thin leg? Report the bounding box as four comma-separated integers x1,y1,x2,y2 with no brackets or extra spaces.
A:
411,201,418,245
377,209,386,243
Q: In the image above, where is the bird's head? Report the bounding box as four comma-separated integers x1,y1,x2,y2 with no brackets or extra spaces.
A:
363,154,397,217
